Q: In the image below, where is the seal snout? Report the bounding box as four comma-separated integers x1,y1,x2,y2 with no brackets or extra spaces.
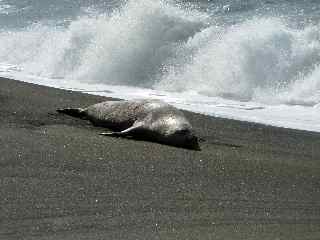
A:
186,134,201,151
175,129,200,150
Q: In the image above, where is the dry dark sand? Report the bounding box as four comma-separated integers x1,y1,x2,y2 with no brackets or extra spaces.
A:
1,77,320,239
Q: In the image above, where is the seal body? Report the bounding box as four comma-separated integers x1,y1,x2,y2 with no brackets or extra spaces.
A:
57,99,200,150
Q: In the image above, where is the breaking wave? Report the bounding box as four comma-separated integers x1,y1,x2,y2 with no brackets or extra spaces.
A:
0,0,320,106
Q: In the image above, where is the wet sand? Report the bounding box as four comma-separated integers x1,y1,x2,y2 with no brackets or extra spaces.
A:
1,77,320,239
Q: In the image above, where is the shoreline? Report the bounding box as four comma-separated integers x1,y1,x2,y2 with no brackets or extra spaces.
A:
1,77,320,239
7,76,320,136
6,75,320,135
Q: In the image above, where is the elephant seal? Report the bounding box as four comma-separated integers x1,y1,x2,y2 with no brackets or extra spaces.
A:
57,99,200,150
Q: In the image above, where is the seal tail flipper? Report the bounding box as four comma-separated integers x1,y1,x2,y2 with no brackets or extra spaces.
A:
56,108,86,118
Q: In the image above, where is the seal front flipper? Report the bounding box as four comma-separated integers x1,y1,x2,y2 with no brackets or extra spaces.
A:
57,108,86,119
99,131,123,137
100,121,144,137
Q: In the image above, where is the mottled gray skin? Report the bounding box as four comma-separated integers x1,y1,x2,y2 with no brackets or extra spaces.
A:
57,99,200,150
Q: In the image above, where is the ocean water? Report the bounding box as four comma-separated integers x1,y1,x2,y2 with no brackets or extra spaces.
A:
1,0,320,131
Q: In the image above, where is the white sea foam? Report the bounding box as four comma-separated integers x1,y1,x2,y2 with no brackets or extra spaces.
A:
156,18,320,106
70,0,208,87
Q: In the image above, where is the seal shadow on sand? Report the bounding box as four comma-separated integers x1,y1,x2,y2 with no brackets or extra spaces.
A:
57,99,201,150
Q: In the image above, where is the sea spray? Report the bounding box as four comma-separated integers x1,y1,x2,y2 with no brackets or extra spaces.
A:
71,0,208,86
156,18,320,105
0,0,320,107
0,0,208,85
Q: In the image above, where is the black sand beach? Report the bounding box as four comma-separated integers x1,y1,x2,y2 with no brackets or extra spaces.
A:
1,77,320,239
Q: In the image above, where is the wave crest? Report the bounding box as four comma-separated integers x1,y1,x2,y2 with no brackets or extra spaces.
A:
156,18,320,106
